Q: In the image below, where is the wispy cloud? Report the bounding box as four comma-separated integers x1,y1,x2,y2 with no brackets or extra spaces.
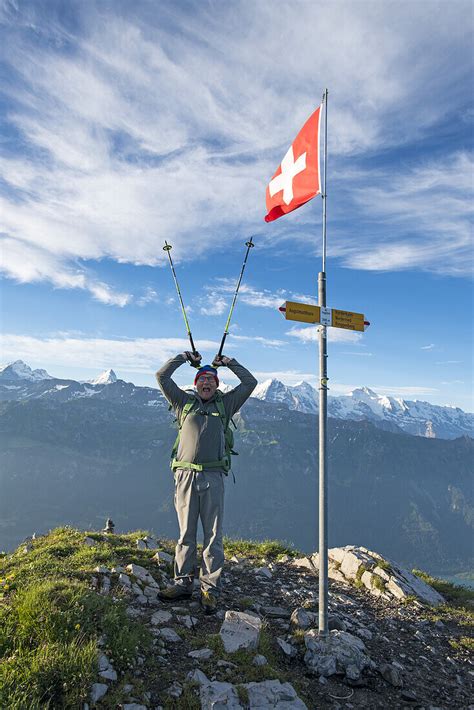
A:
334,153,474,276
228,334,285,347
435,360,463,365
0,333,219,374
201,279,318,313
369,385,439,397
136,287,159,307
286,325,362,344
0,0,471,301
421,344,435,350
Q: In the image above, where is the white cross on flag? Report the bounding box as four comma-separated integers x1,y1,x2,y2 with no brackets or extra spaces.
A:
265,105,322,222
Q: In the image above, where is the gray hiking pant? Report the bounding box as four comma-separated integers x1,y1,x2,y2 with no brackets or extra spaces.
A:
173,468,225,595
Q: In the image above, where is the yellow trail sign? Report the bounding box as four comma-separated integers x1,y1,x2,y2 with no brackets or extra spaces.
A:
280,301,321,323
279,301,368,332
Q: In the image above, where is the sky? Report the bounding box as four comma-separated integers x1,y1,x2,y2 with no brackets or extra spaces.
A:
0,0,473,410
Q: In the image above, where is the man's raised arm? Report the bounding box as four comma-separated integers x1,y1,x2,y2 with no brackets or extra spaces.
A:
156,353,195,411
215,355,257,415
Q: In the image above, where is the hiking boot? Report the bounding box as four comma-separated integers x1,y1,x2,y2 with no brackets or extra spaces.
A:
158,584,192,602
200,590,218,615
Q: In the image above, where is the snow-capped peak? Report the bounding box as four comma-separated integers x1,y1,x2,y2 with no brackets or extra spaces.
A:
0,360,53,382
89,369,117,385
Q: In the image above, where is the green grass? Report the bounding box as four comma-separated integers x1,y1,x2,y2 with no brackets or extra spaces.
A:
372,574,386,592
449,636,474,652
413,569,474,607
223,537,299,560
354,564,368,588
0,527,153,709
164,681,201,709
376,558,392,572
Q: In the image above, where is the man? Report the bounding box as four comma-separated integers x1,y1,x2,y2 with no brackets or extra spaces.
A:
155,351,257,614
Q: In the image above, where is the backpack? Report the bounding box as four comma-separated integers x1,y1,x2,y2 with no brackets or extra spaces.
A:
170,392,237,473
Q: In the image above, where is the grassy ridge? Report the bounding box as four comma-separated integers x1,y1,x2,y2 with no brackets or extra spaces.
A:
1,527,473,708
0,527,154,709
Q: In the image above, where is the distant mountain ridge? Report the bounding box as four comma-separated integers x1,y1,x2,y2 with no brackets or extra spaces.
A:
254,378,473,440
0,360,472,439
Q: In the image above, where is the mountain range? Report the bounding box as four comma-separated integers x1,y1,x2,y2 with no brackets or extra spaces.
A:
1,360,472,440
0,359,472,574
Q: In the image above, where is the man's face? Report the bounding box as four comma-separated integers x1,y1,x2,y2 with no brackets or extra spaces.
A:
196,373,217,400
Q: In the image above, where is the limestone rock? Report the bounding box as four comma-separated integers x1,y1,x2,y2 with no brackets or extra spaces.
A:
291,608,313,630
123,705,148,710
328,614,347,631
151,610,173,625
125,564,157,586
254,566,272,579
244,679,308,709
277,637,297,658
304,629,371,680
98,652,110,671
187,669,210,685
252,654,268,666
219,610,262,653
313,546,445,606
158,627,181,642
153,550,173,564
90,683,108,703
176,614,198,629
200,681,241,709
260,605,290,618
292,557,316,572
188,648,213,660
99,668,117,681
380,662,403,687
119,573,131,588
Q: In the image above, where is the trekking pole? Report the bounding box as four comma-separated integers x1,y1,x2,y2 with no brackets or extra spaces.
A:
215,237,255,361
163,241,199,366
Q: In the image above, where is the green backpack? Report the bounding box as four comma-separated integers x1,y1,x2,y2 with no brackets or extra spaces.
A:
170,392,237,473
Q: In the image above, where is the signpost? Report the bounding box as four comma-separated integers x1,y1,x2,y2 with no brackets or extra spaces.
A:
279,302,369,331
270,90,370,640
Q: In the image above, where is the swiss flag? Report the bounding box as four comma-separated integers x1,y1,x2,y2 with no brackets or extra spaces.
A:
265,106,322,223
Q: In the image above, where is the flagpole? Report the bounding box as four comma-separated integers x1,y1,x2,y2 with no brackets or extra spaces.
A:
318,88,329,637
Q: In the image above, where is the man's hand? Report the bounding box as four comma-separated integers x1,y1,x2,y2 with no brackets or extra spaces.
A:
212,354,232,368
184,351,202,367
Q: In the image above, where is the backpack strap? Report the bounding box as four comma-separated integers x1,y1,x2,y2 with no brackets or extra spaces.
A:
170,393,234,473
170,399,196,464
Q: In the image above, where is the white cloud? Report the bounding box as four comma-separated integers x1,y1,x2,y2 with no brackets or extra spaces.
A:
421,344,435,350
369,385,439,397
227,334,285,347
0,333,219,374
334,153,474,276
200,295,228,316
286,325,362,344
136,287,159,307
0,0,471,300
203,279,316,312
435,360,463,365
0,236,131,306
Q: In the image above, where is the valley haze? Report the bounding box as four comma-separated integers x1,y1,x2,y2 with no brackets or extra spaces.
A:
1,360,472,585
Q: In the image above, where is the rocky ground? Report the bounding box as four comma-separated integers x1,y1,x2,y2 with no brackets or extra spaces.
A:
82,536,473,710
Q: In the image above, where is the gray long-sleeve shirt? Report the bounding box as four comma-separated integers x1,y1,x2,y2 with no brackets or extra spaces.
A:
156,354,257,468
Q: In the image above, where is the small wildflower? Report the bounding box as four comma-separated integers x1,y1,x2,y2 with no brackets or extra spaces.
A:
75,623,81,630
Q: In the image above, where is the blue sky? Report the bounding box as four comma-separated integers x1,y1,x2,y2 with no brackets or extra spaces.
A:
0,0,472,410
